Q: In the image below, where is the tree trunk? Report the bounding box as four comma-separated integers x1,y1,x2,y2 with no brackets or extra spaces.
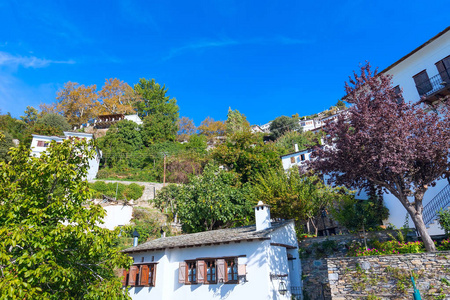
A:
409,211,436,252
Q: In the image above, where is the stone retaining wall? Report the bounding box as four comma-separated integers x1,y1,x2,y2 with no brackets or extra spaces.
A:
327,252,450,299
300,231,401,300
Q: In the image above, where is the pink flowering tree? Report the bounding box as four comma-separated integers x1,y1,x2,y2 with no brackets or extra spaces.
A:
312,63,450,252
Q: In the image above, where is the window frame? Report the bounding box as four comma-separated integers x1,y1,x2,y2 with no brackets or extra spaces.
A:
123,263,157,287
204,259,217,284
186,260,197,284
224,258,238,284
180,256,243,285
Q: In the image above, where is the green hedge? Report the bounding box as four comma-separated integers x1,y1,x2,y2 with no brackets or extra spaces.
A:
89,181,144,200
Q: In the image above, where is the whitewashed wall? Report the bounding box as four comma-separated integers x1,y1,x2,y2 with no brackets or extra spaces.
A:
385,30,450,103
99,205,133,230
128,225,301,300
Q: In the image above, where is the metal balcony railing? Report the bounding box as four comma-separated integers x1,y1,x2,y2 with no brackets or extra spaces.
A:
415,69,450,97
423,184,450,225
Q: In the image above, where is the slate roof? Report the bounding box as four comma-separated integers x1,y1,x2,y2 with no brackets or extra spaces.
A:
123,220,293,253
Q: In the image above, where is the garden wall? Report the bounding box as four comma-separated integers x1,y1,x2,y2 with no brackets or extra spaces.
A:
327,252,450,299
300,231,399,300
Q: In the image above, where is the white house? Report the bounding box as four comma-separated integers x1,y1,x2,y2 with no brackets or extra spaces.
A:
30,131,100,180
280,144,311,172
121,202,302,300
379,26,450,234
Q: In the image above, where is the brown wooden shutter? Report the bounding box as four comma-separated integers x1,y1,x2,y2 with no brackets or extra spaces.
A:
217,259,226,283
178,262,187,284
290,156,295,163
121,269,129,287
238,264,246,276
151,264,157,286
128,266,139,286
140,265,150,286
37,140,45,147
436,56,450,83
197,260,205,283
413,70,432,95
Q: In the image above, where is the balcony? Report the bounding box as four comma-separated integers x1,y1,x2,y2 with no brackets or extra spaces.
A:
415,69,450,104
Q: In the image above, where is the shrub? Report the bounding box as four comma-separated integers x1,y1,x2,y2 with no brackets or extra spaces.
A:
89,181,144,200
124,183,145,200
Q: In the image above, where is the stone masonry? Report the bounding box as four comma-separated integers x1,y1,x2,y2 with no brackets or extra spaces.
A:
327,252,450,299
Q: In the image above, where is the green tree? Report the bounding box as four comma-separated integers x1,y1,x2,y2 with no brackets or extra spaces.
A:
269,115,301,139
0,113,27,142
252,168,342,235
134,79,179,144
153,184,182,222
0,131,15,161
35,113,71,133
98,120,144,168
330,195,389,233
225,108,250,134
336,99,346,109
176,164,254,233
0,138,131,299
212,131,280,183
133,78,179,119
20,106,39,124
142,112,178,144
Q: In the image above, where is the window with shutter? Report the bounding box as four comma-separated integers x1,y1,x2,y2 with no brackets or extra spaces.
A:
300,154,305,161
237,264,246,276
178,262,186,284
436,55,450,84
217,259,226,283
139,265,150,286
197,260,205,283
37,140,45,147
121,269,129,287
413,70,432,96
187,261,197,284
128,266,139,286
290,157,295,163
205,260,217,284
125,263,157,287
150,264,157,286
225,259,238,283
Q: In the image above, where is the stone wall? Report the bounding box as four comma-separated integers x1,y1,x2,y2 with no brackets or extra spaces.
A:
327,252,450,299
300,231,412,300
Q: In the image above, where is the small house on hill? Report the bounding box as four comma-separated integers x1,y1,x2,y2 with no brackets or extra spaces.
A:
30,131,100,180
121,202,302,300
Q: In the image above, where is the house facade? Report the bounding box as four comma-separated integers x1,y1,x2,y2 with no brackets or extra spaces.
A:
30,131,100,180
122,202,302,300
380,26,450,234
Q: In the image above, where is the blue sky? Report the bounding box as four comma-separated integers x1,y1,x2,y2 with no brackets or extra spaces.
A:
0,0,448,126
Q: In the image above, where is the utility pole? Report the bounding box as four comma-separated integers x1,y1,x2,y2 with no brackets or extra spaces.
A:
163,153,166,186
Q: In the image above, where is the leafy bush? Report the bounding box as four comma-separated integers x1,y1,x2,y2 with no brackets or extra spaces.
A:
438,208,450,235
124,183,145,200
89,181,144,200
350,240,425,257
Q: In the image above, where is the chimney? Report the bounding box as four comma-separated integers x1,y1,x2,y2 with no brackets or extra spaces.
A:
254,201,271,231
294,143,299,152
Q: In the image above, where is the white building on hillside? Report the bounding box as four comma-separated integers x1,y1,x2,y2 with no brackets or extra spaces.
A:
122,202,302,300
30,132,100,180
379,26,450,234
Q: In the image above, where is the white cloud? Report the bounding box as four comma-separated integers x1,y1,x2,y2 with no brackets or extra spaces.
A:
0,51,75,68
165,36,314,60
